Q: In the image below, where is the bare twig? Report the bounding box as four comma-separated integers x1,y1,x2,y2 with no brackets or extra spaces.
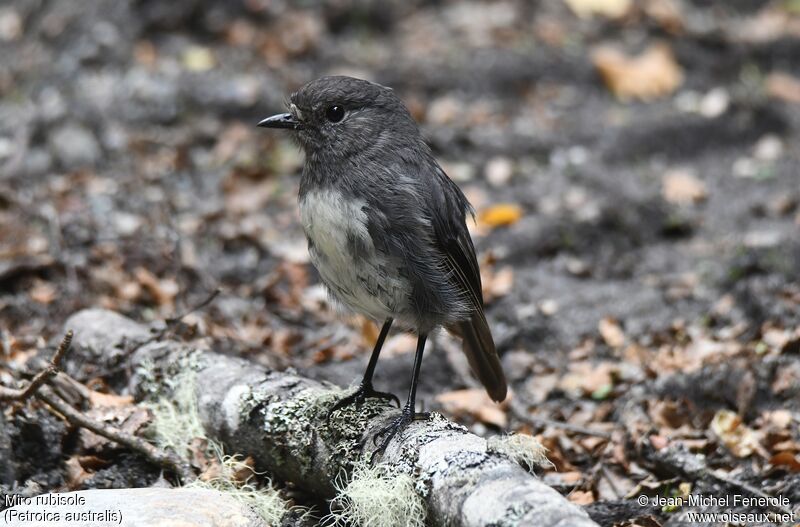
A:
652,444,796,517
0,328,195,484
0,330,73,402
164,288,220,326
35,388,195,484
509,398,615,439
709,469,796,516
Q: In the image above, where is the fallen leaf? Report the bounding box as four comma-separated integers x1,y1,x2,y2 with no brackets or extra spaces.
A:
134,267,179,307
769,451,800,472
436,388,509,428
662,169,708,205
599,317,626,348
478,204,523,228
568,489,595,504
88,390,134,409
766,72,800,104
710,409,762,458
29,280,57,304
65,456,93,489
559,362,615,398
762,409,794,430
482,265,514,302
649,400,690,429
120,407,153,436
643,0,684,33
593,43,683,101
650,434,669,450
564,0,631,19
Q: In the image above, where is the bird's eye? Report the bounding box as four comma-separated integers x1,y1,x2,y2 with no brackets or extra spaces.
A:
325,105,345,123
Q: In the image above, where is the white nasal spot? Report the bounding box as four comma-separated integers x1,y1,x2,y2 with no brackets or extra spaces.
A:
290,103,303,121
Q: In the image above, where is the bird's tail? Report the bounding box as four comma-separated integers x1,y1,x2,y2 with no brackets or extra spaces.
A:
448,311,507,402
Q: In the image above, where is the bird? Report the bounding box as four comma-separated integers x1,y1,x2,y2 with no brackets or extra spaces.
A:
257,76,506,455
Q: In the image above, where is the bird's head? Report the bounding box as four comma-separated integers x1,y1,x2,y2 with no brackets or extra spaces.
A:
258,76,419,159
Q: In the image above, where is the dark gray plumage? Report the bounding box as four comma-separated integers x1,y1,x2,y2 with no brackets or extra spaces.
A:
258,76,507,452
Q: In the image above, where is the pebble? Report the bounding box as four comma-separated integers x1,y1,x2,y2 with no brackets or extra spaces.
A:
48,124,102,170
485,156,513,187
753,135,783,161
0,8,22,41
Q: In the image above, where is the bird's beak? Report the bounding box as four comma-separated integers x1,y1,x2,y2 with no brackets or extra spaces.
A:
257,113,304,130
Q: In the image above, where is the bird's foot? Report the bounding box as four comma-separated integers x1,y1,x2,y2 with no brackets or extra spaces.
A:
326,383,400,422
368,406,430,463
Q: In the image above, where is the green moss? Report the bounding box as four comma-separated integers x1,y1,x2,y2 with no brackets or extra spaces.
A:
487,433,552,472
324,462,427,527
144,365,298,525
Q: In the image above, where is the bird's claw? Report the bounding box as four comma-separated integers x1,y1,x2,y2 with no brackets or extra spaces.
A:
368,408,430,464
326,384,400,422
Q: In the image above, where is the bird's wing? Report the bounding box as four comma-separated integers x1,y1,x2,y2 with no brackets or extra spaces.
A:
426,167,484,309
427,165,507,402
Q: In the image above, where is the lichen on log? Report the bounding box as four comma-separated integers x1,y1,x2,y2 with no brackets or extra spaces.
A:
66,309,598,527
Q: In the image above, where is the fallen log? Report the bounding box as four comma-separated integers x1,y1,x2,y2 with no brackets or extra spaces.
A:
66,309,597,527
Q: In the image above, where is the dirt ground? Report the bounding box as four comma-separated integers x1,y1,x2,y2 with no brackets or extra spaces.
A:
1,0,799,525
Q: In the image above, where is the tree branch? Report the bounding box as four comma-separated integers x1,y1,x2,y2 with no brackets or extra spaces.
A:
0,330,73,401
65,308,598,527
35,388,194,484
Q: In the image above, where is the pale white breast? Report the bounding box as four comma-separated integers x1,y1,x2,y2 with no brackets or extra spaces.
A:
299,189,410,323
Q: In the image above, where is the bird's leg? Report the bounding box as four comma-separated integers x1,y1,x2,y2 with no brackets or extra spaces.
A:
370,333,430,461
327,318,399,420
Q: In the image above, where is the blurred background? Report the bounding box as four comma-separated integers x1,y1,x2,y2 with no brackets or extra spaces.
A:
1,0,799,522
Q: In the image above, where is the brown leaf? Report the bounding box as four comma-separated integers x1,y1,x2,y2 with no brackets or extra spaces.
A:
766,72,800,104
482,265,514,302
710,410,762,458
134,267,178,307
593,43,683,101
65,456,93,489
120,407,153,436
649,434,669,450
662,169,708,205
598,317,626,348
559,362,614,398
77,455,110,471
769,451,800,472
436,388,509,428
643,0,684,33
649,400,690,429
568,489,595,504
231,456,256,484
29,280,57,304
88,390,134,409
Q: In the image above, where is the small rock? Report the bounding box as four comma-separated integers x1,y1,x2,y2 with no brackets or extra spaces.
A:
0,8,22,41
0,136,13,160
743,230,782,248
182,45,216,71
113,211,143,236
566,257,591,277
753,134,783,161
732,157,758,178
485,156,513,187
441,161,475,182
699,87,729,118
426,96,460,125
48,124,102,170
539,299,559,316
64,309,152,382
